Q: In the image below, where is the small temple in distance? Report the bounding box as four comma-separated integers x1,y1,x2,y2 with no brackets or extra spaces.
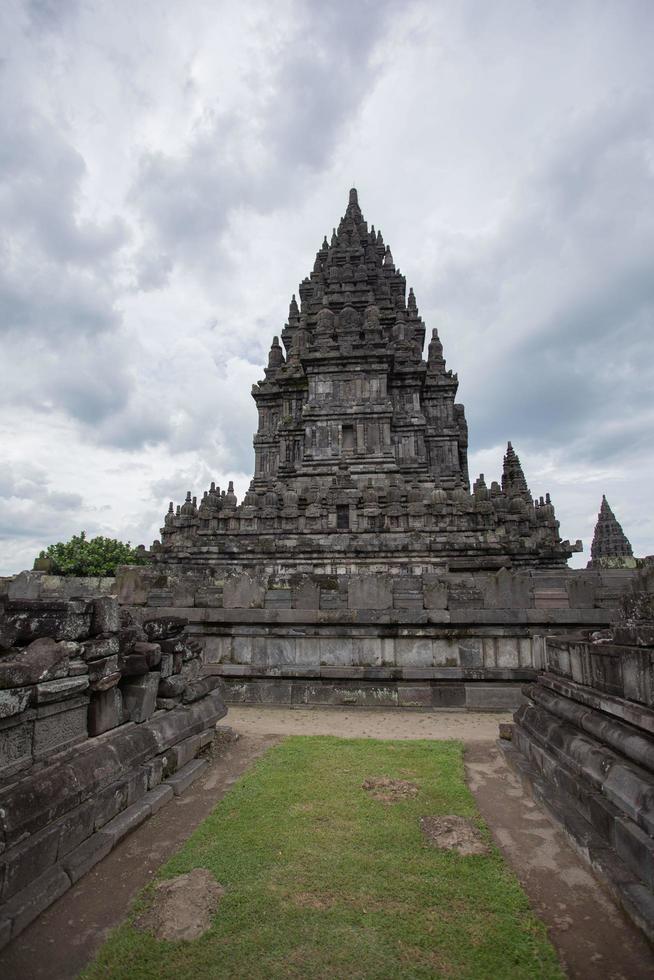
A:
156,189,581,571
588,495,636,569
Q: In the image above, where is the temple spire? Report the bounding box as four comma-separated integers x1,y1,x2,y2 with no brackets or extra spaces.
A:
589,495,633,563
501,442,531,501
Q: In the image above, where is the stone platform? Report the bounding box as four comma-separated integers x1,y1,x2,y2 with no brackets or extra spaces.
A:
117,563,634,711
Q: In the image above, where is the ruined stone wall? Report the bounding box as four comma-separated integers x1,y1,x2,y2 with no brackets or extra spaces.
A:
115,563,633,710
505,565,654,941
0,587,226,950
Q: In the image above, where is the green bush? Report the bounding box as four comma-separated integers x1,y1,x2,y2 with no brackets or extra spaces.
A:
37,531,149,577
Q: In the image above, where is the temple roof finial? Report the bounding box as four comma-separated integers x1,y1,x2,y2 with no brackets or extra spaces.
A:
349,187,358,206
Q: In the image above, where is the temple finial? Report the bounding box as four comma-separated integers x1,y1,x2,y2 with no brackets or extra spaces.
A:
349,187,358,206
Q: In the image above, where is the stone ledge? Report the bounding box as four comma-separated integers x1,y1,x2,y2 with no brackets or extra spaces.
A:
515,701,654,837
539,674,654,736
166,758,209,796
206,663,535,682
143,605,614,627
219,675,525,711
502,738,654,945
525,683,654,775
0,866,71,947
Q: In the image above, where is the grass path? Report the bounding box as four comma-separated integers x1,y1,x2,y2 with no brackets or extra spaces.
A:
83,737,563,979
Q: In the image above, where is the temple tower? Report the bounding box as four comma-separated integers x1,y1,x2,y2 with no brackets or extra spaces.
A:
588,496,635,568
157,190,579,569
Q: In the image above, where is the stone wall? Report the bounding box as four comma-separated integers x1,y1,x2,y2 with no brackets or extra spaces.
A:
0,589,226,950
114,563,634,710
505,566,654,941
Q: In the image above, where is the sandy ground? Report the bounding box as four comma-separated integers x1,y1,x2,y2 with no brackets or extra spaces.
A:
227,705,512,741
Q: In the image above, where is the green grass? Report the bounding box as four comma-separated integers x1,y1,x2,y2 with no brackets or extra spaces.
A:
83,738,563,980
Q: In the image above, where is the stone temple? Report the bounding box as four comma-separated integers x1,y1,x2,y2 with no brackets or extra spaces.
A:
587,495,635,568
158,189,579,572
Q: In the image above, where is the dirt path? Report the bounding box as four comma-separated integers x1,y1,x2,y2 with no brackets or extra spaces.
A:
227,705,511,740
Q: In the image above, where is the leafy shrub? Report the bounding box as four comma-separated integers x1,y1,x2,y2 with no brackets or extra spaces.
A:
37,531,149,577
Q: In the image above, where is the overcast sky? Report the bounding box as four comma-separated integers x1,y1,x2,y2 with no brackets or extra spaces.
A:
1,0,653,575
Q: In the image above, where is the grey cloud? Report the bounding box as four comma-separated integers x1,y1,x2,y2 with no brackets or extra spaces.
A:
426,91,654,465
131,0,396,269
0,108,129,268
25,0,80,34
0,462,84,548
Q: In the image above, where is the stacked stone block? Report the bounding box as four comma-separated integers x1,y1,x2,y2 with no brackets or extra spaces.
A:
0,592,227,949
506,565,654,940
116,563,635,710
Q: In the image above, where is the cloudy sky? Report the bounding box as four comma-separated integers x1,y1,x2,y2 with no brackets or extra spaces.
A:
1,0,652,574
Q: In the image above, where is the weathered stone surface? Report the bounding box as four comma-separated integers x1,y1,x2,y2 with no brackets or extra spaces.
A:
0,759,81,845
166,758,208,796
57,799,96,857
146,782,174,813
90,597,119,636
223,575,266,609
348,576,392,610
0,713,33,778
121,653,150,676
0,637,74,689
0,824,60,900
1,866,70,939
61,831,113,884
88,687,123,736
0,599,92,646
34,676,89,704
102,798,151,845
156,697,179,711
508,612,654,942
166,733,201,771
158,674,186,698
422,578,448,609
33,695,89,758
142,617,187,641
122,672,160,724
82,633,119,662
133,641,162,668
181,676,223,704
0,686,31,719
88,655,121,691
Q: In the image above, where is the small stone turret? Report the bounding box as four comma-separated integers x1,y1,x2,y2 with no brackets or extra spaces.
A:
588,496,635,568
501,443,532,502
